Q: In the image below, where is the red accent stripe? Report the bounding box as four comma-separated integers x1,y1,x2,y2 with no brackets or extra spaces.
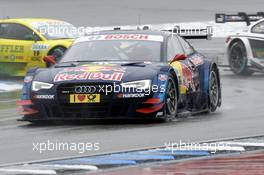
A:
143,98,162,104
43,56,56,64
136,103,164,114
16,100,33,106
16,100,39,115
17,106,39,115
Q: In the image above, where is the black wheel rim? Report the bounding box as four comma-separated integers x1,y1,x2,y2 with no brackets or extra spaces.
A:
230,44,246,73
166,78,177,115
209,71,219,109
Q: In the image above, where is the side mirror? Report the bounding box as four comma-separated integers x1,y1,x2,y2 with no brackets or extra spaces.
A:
170,54,187,64
43,56,56,67
32,32,40,42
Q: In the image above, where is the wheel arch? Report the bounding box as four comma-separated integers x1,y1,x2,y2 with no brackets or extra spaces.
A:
228,38,244,51
202,61,220,92
47,45,67,55
228,37,252,59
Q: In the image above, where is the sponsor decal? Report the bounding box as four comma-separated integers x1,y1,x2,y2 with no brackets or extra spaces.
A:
31,56,41,61
189,55,204,66
54,72,124,82
33,50,41,56
9,55,16,61
24,76,33,83
32,44,49,51
117,93,146,98
79,34,164,42
158,74,168,81
16,56,24,60
74,85,97,94
181,64,195,91
0,45,24,53
0,54,23,61
34,95,55,99
171,61,196,93
70,94,100,103
156,111,164,117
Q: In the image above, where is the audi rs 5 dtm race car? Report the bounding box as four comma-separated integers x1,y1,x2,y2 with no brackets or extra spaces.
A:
216,12,264,75
0,18,77,77
17,30,221,123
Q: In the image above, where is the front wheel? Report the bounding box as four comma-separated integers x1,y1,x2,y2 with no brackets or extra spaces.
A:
164,75,178,119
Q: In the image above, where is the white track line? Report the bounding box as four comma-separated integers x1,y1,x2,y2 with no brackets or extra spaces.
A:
36,164,98,171
218,142,264,147
0,168,56,175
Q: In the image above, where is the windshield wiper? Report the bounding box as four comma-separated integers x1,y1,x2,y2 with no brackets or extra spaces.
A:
55,60,95,67
121,62,146,67
55,59,119,67
54,62,78,68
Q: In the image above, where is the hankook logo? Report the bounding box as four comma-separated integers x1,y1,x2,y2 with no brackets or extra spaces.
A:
74,85,97,94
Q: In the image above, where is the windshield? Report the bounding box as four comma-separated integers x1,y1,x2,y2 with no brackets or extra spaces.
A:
61,39,162,62
31,21,79,40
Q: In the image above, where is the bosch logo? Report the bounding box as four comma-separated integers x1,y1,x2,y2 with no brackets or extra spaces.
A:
74,85,97,94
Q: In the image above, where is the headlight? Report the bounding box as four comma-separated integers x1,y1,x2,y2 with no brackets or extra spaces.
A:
32,81,54,91
121,80,151,90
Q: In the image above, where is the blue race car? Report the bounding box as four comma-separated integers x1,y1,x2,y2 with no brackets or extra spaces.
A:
17,30,221,123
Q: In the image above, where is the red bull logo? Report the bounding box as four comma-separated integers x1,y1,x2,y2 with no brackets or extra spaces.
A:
54,72,124,82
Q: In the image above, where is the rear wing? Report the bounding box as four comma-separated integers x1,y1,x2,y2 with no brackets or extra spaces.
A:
215,12,264,26
162,26,213,40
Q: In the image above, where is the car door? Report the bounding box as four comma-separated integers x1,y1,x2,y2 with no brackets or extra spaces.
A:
249,20,264,62
0,23,41,64
177,36,204,93
167,35,194,95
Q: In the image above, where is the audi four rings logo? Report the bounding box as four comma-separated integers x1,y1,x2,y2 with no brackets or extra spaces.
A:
74,86,97,93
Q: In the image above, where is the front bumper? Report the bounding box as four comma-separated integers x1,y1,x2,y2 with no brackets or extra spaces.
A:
18,95,166,122
18,81,166,121
18,98,164,121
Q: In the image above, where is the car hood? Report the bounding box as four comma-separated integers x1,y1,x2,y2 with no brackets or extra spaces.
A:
33,62,169,84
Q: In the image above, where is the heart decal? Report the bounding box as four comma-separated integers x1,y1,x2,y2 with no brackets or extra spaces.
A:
77,94,86,102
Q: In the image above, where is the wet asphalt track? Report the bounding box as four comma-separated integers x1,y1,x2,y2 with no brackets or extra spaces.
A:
0,0,264,165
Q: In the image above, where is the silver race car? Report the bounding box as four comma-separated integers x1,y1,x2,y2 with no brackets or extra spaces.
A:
216,12,264,75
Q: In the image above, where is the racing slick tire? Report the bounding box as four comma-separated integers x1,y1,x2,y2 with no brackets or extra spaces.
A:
47,46,66,67
163,74,178,121
208,66,221,112
228,41,254,76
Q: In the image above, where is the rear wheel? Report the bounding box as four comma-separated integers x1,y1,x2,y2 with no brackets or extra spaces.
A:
208,67,220,112
47,46,66,67
229,41,254,75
